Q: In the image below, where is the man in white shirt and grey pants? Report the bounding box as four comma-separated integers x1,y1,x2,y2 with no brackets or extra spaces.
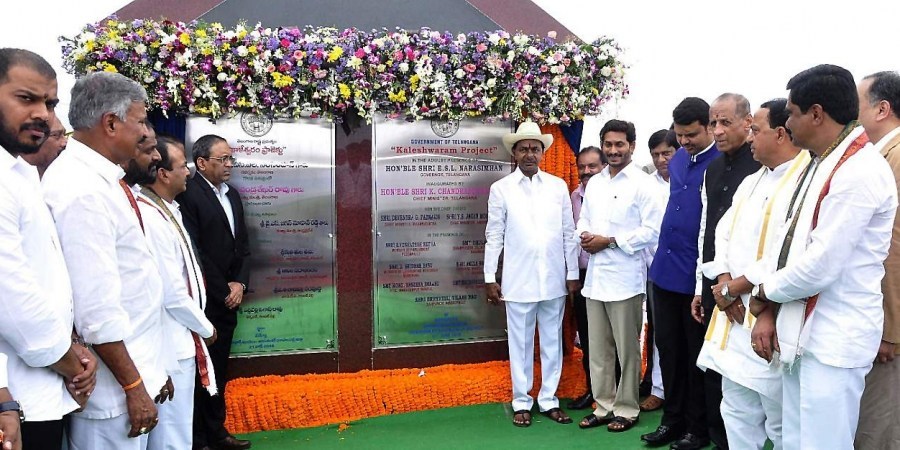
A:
484,121,579,428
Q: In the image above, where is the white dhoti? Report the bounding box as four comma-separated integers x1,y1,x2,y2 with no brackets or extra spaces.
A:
721,376,782,450
505,296,565,412
69,413,150,450
651,341,665,399
781,353,869,450
148,357,197,450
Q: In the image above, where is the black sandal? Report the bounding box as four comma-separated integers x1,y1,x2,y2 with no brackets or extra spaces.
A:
607,415,638,432
512,410,532,427
578,412,614,429
540,407,573,424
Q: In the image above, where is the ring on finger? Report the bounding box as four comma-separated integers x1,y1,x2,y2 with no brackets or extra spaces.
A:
139,426,148,434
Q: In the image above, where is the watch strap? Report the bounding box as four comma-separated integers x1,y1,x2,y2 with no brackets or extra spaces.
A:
0,400,24,421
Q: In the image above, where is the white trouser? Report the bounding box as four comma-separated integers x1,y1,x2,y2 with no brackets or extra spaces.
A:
651,341,665,399
782,353,869,450
505,297,565,412
148,357,196,450
69,413,149,450
721,376,782,450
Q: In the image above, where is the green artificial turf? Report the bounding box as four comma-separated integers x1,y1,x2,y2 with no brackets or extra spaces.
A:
234,402,722,449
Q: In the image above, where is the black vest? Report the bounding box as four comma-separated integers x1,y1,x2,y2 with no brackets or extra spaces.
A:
700,142,761,311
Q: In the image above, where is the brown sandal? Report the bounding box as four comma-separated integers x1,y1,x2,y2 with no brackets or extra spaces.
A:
541,407,572,424
640,394,664,412
512,410,532,427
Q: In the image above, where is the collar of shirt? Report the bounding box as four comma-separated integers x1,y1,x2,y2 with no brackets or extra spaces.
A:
874,126,900,154
512,167,546,185
573,183,586,198
199,173,230,197
599,160,643,181
0,146,40,183
66,139,126,185
653,170,668,185
690,141,717,162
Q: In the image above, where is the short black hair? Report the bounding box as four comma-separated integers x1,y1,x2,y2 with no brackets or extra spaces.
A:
760,98,790,130
191,134,227,165
578,145,608,164
786,64,858,125
648,129,670,150
863,71,900,120
0,48,55,84
665,129,679,149
599,119,636,144
155,133,183,171
673,97,711,127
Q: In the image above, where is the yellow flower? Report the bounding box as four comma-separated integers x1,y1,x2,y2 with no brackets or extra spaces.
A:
409,74,420,91
248,45,258,54
102,62,118,73
179,33,191,46
195,29,207,39
137,30,145,37
388,90,407,103
327,46,343,62
222,43,230,51
85,40,96,52
200,47,213,56
338,83,352,99
236,97,250,107
151,41,161,49
271,72,294,88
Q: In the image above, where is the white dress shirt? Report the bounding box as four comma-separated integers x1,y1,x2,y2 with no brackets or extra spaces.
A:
696,152,809,399
0,147,79,421
643,171,670,270
873,126,900,153
484,169,579,302
137,194,214,365
200,173,235,236
575,162,662,302
764,127,899,368
42,140,168,419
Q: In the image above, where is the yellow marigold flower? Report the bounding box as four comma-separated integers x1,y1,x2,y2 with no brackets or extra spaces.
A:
338,83,352,99
179,33,191,46
327,46,343,62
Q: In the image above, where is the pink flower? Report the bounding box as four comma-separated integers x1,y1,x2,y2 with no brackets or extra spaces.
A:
475,43,487,52
356,48,366,58
280,38,290,48
464,63,476,73
539,65,548,73
293,50,304,59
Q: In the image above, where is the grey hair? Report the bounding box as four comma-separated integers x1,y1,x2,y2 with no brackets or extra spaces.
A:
69,72,148,130
714,92,751,118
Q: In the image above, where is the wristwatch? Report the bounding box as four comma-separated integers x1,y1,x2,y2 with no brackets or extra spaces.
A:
751,284,765,301
0,400,24,421
608,238,618,250
240,282,248,293
720,283,735,302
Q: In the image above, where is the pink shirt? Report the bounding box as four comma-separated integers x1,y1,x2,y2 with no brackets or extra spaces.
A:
571,184,590,269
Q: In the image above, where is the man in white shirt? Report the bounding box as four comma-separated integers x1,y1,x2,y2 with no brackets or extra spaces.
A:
568,146,607,411
0,47,97,450
133,135,217,450
43,71,168,449
698,98,809,449
575,119,662,432
748,64,897,450
484,121,579,428
855,70,900,449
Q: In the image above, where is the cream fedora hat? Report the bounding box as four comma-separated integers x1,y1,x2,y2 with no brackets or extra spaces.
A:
501,121,553,156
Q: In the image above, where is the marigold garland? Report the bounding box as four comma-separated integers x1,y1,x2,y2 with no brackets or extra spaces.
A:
537,124,579,192
223,351,587,433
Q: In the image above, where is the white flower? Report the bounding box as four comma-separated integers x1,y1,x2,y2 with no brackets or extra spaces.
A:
600,66,612,77
153,61,163,71
399,62,409,73
454,68,465,79
486,78,496,88
237,46,248,57
250,30,261,39
488,33,500,45
217,72,227,81
527,46,540,56
135,44,147,55
143,75,155,83
213,58,222,67
192,88,202,98
77,32,96,44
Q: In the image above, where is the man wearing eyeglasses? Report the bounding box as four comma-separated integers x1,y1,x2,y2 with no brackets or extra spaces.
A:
175,134,250,450
21,115,67,178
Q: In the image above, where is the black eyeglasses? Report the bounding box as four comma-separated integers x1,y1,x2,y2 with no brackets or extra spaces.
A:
48,130,71,139
204,155,237,164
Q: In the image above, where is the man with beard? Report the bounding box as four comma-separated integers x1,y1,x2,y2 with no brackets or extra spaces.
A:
643,97,719,449
749,64,896,449
122,124,159,188
22,115,66,178
576,120,662,432
43,71,167,449
689,93,761,450
568,145,607,411
0,47,97,450
135,135,217,450
176,134,251,450
484,122,579,428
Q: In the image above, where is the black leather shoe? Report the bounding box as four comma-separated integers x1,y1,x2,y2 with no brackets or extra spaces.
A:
641,425,681,447
567,391,594,409
670,433,710,450
214,435,252,450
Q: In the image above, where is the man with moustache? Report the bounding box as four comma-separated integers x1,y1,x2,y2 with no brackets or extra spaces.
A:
568,145,607,410
749,64,896,449
689,93,760,450
0,47,98,450
575,120,662,432
640,128,676,414
855,70,900,449
135,135,217,450
484,122,579,428
21,115,66,178
43,71,167,449
176,134,251,450
697,98,809,449
643,97,720,449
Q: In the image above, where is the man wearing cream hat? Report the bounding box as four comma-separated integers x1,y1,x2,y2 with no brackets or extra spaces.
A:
484,121,580,427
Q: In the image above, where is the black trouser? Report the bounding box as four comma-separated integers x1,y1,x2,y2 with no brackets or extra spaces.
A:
641,282,658,390
652,283,707,438
193,322,236,446
573,269,592,392
22,419,64,450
